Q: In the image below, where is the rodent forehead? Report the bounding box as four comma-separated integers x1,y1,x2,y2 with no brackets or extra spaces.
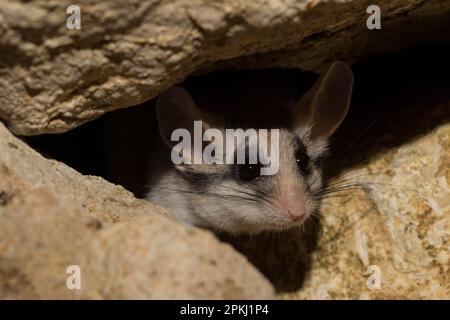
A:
246,129,307,160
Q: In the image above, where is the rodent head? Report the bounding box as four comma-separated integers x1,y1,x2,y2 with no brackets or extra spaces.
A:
154,62,353,234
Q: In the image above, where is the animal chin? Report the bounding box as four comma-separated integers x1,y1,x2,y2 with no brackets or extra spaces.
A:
261,213,307,232
264,221,299,232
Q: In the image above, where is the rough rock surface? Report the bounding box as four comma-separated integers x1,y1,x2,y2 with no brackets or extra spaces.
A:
0,122,274,299
283,103,450,299
1,0,450,135
1,0,450,301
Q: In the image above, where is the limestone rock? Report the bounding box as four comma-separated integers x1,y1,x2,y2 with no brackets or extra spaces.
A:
284,122,450,299
1,0,450,300
0,122,274,299
1,0,450,135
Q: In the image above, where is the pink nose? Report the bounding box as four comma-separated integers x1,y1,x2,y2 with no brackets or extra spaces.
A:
278,194,307,221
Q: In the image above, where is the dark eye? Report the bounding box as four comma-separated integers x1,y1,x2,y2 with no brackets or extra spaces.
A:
295,149,311,174
237,163,261,181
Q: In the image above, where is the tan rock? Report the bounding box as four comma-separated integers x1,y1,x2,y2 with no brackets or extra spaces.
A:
283,122,450,299
0,122,274,299
1,0,449,300
1,0,450,135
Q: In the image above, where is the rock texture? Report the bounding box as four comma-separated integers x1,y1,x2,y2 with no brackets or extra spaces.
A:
282,103,450,299
1,0,450,135
1,0,450,300
0,122,274,299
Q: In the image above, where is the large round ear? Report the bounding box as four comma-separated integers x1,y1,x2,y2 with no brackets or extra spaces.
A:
293,62,353,142
156,86,206,148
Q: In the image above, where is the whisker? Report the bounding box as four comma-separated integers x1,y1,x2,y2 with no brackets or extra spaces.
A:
161,187,261,204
